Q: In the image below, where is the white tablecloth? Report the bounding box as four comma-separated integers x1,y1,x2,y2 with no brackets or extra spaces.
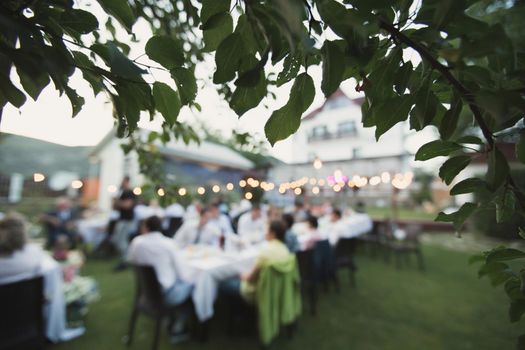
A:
77,218,108,248
176,245,259,322
41,257,85,342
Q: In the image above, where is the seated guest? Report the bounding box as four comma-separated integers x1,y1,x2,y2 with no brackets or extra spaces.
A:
220,220,293,303
282,214,300,253
0,214,47,284
174,208,220,247
326,209,346,245
237,204,267,244
209,203,234,235
183,201,202,222
40,197,79,248
164,201,185,237
304,216,324,250
128,216,193,342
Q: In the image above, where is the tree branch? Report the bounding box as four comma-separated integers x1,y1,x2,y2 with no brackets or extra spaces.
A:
378,20,494,148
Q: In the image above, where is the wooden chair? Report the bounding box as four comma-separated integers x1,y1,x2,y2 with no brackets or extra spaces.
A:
296,249,318,315
125,265,191,350
334,238,358,287
0,276,46,350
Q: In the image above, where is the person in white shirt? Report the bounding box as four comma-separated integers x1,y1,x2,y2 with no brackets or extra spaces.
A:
127,216,193,341
325,209,347,245
183,201,202,222
208,203,234,235
237,204,267,244
174,208,221,248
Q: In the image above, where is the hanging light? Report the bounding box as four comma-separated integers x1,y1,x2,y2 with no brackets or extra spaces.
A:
239,180,247,187
33,173,45,182
312,186,320,195
212,185,220,193
157,188,165,196
71,180,83,189
333,184,341,192
226,183,234,191
245,192,253,200
107,185,117,193
133,187,142,195
381,172,391,183
197,187,206,195
313,157,323,169
294,187,302,195
178,188,187,196
369,176,381,186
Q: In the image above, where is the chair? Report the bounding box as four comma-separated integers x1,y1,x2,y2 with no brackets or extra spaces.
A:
125,265,190,350
0,276,46,350
296,249,318,315
164,217,183,238
334,238,358,287
386,224,425,271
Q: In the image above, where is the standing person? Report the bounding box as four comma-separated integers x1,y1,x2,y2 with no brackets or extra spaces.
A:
40,197,79,248
326,209,346,245
127,216,193,342
281,213,300,253
111,176,137,271
237,204,267,244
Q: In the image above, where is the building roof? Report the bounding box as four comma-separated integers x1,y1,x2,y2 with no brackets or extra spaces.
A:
302,89,365,121
91,128,254,170
0,133,92,177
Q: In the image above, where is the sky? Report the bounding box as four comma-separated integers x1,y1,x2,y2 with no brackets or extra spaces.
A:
0,2,437,167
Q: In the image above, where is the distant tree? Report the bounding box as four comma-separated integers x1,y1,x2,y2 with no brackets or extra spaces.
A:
1,0,525,337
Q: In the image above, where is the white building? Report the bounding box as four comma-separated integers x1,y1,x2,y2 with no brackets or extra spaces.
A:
268,90,413,206
90,129,254,212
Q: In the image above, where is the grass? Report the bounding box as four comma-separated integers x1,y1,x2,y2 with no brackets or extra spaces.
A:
366,207,437,221
54,244,522,350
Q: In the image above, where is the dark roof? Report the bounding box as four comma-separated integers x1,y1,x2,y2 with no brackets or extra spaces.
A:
302,89,365,121
0,133,92,177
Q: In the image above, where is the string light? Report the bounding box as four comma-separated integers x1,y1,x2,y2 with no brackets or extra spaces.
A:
212,185,220,193
312,186,320,195
251,179,260,187
71,180,83,189
197,187,206,195
157,188,165,196
279,187,286,194
178,188,187,196
333,184,341,192
309,178,317,185
313,157,323,169
239,180,247,187
318,179,326,186
33,173,45,182
226,183,234,191
381,172,391,183
133,187,142,195
107,185,117,193
245,192,253,200
294,188,302,195
369,176,381,186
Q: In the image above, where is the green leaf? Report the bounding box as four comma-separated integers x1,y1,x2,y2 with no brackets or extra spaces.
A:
509,300,525,323
456,135,483,144
230,74,267,116
373,94,413,140
152,82,181,126
411,81,439,130
145,36,184,69
435,202,477,230
265,73,315,146
277,52,302,87
519,227,525,240
107,42,145,79
64,86,85,117
96,0,136,32
438,155,471,185
439,94,462,140
72,51,103,95
201,0,231,24
468,254,485,265
478,261,509,278
415,140,462,161
0,74,26,108
496,190,516,223
487,248,525,263
213,33,245,84
504,278,524,301
450,178,488,195
16,67,49,101
171,67,197,105
202,12,233,52
114,83,153,132
486,147,509,190
321,40,346,97
60,9,99,34
394,61,412,94
517,134,525,164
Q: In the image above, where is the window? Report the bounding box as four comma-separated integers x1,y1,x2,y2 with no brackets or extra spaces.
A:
337,120,358,137
309,125,329,141
325,96,349,110
352,147,362,158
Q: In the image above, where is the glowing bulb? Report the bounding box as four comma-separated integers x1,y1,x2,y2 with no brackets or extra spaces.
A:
369,176,381,186
279,187,286,194
309,178,317,185
381,172,391,183
313,157,323,169
33,173,45,182
294,187,302,195
133,187,142,195
333,184,341,192
312,186,320,195
212,185,220,193
239,180,247,187
107,185,117,193
71,180,83,189
157,188,165,196
197,187,206,195
226,183,234,190
251,180,259,187
245,192,253,200
178,188,187,196
318,179,326,186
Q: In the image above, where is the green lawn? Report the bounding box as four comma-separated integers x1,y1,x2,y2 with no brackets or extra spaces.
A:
366,207,438,221
54,244,522,350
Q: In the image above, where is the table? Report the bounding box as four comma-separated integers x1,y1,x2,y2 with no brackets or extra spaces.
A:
77,217,108,248
176,244,260,322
